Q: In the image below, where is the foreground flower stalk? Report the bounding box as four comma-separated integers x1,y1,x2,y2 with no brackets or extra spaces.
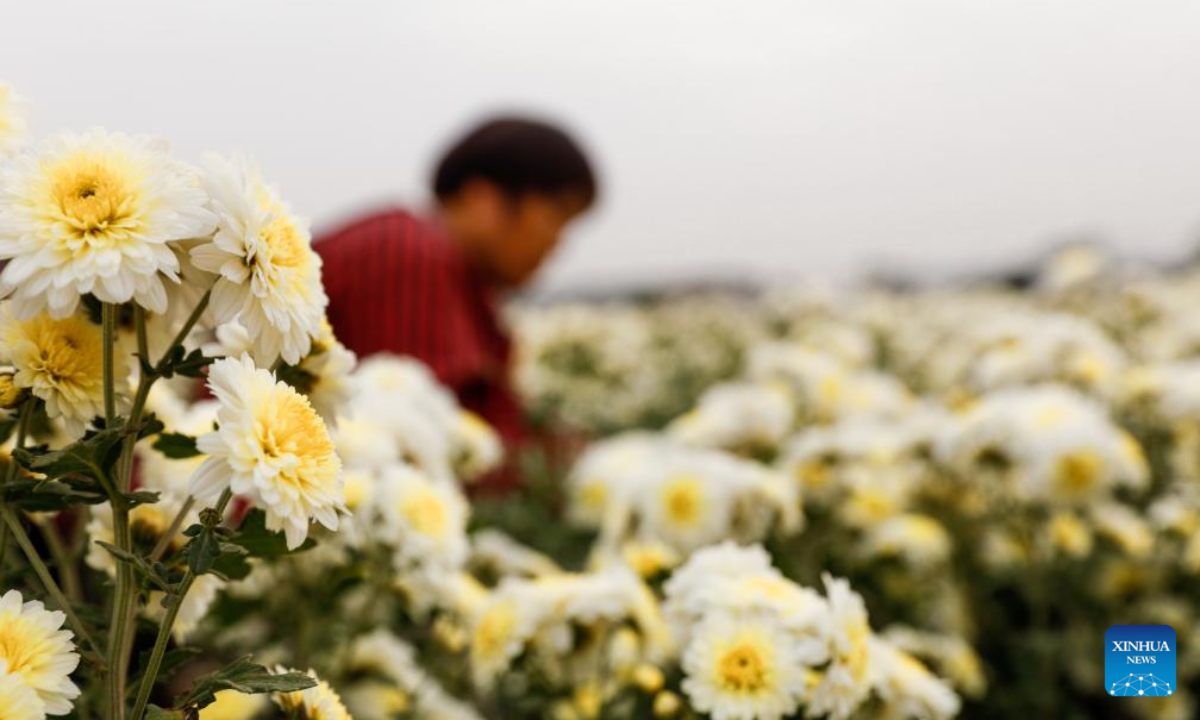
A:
129,489,233,720
0,398,100,662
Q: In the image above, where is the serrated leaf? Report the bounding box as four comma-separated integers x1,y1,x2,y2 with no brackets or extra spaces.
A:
0,478,109,512
177,657,316,710
185,527,223,575
153,432,201,459
161,348,213,380
138,413,166,439
96,542,175,592
124,490,162,508
13,423,126,483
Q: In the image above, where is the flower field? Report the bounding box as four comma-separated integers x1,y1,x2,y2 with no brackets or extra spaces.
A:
0,83,1198,720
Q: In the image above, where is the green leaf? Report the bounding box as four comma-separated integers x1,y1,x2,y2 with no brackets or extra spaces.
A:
144,705,182,720
13,423,126,483
95,542,176,592
185,527,223,576
0,478,109,512
138,414,166,440
161,347,213,380
153,432,202,460
177,657,316,710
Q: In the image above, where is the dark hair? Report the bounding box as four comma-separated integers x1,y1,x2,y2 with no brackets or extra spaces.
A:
433,117,597,207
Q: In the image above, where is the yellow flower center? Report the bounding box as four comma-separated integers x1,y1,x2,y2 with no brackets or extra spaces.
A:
660,476,705,528
0,615,43,677
16,313,104,393
256,390,336,476
473,602,517,661
260,213,310,271
717,641,770,693
841,623,871,681
578,480,607,511
402,488,449,538
46,153,143,248
1053,450,1102,497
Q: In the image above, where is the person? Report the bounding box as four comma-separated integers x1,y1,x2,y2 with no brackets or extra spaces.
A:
315,116,597,484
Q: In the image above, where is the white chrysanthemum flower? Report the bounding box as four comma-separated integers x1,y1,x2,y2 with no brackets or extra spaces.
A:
271,668,352,720
452,410,504,482
862,513,952,567
192,154,326,365
0,660,45,720
0,590,80,715
681,612,806,720
378,464,469,575
0,129,214,318
0,83,30,158
295,320,357,424
807,575,873,720
0,306,128,437
189,355,344,549
467,587,546,690
668,380,794,452
471,529,561,579
869,637,961,720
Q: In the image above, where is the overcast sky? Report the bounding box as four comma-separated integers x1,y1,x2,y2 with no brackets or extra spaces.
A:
6,1,1200,292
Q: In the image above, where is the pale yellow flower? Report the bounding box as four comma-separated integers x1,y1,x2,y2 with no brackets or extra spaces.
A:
0,129,214,318
0,590,79,715
682,612,805,720
271,668,352,720
198,689,267,720
192,154,326,365
0,660,45,720
0,307,124,437
189,355,343,549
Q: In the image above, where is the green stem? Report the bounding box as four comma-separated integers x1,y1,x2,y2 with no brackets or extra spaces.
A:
156,290,210,375
102,304,117,424
106,291,214,720
0,398,34,577
35,515,82,602
106,497,132,720
101,302,132,720
0,506,103,660
128,490,231,720
150,497,194,563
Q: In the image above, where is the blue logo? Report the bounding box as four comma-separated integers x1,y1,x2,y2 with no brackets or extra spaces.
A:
1106,625,1176,697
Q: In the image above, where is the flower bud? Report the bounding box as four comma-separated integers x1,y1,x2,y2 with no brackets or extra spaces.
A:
653,690,681,717
0,373,26,409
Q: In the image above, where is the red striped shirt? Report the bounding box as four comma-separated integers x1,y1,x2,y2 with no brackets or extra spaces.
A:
314,209,524,478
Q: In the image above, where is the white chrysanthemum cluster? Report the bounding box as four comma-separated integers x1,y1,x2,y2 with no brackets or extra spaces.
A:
463,567,671,693
664,543,959,720
667,380,795,453
567,433,799,553
342,630,484,720
341,355,503,483
935,384,1148,506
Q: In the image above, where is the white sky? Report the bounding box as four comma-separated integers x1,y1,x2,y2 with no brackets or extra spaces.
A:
6,1,1200,292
